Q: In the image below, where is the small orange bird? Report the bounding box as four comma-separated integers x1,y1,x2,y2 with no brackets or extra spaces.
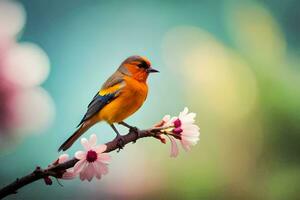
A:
59,55,159,151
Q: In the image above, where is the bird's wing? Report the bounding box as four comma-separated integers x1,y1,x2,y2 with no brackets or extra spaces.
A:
101,70,125,89
77,74,125,127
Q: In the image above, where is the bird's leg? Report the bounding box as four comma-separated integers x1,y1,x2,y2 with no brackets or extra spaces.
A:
110,124,125,152
118,121,139,143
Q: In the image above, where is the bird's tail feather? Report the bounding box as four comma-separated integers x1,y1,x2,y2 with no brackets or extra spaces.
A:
58,122,93,151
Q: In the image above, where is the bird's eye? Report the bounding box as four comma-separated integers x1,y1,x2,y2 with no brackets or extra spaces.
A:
137,61,148,69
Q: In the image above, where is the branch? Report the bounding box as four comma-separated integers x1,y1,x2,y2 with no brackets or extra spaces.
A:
0,127,162,199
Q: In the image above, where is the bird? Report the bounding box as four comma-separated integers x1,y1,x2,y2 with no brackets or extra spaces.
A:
58,55,159,151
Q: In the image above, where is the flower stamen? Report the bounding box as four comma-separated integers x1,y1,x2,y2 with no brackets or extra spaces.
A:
86,150,98,162
172,127,183,135
173,118,182,128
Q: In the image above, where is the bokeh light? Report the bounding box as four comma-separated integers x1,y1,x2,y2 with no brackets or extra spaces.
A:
3,42,50,88
0,0,54,149
12,87,55,135
162,26,258,122
225,1,286,67
0,0,25,38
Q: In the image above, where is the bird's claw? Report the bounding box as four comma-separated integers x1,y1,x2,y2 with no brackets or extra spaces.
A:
115,135,125,152
129,126,139,133
130,127,140,143
118,122,140,143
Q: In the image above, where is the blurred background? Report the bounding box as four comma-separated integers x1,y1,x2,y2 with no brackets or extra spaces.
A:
0,0,300,199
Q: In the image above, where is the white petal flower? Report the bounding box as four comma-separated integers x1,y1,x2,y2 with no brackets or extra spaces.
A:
168,136,179,157
73,134,111,182
160,107,200,157
58,154,77,180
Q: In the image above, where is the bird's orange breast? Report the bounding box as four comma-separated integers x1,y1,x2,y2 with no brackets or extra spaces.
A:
98,76,148,124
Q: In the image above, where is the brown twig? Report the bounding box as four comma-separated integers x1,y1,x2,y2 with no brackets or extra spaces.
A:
0,127,162,199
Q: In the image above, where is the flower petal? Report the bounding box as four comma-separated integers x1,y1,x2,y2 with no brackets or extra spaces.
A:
186,112,196,120
62,171,77,180
181,140,191,151
81,138,91,150
80,164,94,181
58,154,69,164
95,161,109,178
79,166,87,181
95,144,107,154
98,153,111,164
73,159,86,174
181,135,199,144
180,113,195,124
89,134,97,147
179,107,189,118
162,115,176,127
98,162,109,175
93,162,102,179
84,163,95,182
163,115,171,122
75,151,86,160
168,136,179,157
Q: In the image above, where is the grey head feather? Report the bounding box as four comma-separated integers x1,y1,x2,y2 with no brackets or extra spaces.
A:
117,65,132,76
101,70,125,90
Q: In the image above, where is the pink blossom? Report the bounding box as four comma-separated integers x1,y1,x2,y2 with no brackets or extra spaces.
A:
160,107,200,157
0,1,53,141
73,134,110,182
57,154,77,180
168,135,179,157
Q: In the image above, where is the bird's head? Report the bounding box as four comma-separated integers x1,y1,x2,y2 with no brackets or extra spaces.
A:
118,55,159,82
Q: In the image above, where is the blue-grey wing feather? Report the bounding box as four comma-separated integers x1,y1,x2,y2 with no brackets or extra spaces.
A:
77,75,124,127
77,93,116,127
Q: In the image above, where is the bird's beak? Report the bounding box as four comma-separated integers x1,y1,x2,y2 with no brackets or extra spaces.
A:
147,67,159,73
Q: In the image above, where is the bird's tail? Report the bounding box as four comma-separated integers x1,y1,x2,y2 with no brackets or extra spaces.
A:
58,121,94,151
